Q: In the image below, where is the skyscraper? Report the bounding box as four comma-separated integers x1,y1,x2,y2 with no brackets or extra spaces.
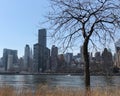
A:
64,53,73,66
38,29,46,47
95,52,101,63
23,44,31,71
33,29,50,72
51,45,58,71
101,48,113,73
7,55,13,70
2,49,18,71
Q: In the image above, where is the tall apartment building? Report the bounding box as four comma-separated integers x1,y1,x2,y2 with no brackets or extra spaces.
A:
7,54,13,70
33,29,50,72
38,29,46,47
64,53,73,66
2,48,18,71
94,52,101,63
23,44,31,71
51,45,58,72
101,48,113,73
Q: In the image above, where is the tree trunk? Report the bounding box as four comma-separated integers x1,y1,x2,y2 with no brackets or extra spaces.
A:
83,39,90,89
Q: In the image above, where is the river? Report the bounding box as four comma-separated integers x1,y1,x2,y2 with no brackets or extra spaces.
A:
0,75,119,89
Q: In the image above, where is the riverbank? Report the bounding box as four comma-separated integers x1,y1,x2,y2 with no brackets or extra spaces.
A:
0,85,120,96
0,72,120,76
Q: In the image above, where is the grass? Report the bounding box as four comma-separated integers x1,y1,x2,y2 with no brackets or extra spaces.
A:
0,85,120,96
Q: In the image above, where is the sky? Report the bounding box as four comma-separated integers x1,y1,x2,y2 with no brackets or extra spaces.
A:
0,0,50,57
0,0,119,58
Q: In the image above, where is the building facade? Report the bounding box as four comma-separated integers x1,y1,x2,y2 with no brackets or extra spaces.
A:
33,29,50,72
7,54,13,70
101,48,113,73
2,48,18,71
23,44,31,71
38,29,46,47
51,45,58,72
64,53,73,67
94,52,101,63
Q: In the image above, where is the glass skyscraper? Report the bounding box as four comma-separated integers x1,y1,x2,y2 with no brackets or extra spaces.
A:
33,29,50,72
38,29,46,47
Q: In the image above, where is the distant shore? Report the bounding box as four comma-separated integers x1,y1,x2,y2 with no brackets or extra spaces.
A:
0,72,120,76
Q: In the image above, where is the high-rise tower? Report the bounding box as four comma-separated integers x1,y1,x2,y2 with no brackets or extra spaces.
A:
7,55,13,70
101,48,113,73
23,44,31,71
51,45,58,71
38,29,46,47
33,29,50,72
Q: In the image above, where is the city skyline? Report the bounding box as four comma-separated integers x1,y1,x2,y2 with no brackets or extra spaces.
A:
0,28,119,73
0,0,119,58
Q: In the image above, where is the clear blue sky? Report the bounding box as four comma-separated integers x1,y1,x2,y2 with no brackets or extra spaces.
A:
0,0,118,58
0,0,50,57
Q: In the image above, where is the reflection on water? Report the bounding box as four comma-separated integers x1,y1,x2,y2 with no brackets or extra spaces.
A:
0,75,119,89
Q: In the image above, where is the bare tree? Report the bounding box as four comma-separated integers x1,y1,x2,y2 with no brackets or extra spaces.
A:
47,0,120,89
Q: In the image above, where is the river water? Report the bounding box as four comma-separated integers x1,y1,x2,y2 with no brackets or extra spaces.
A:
0,75,119,89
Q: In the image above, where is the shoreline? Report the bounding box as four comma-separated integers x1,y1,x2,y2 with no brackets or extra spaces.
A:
0,72,120,76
